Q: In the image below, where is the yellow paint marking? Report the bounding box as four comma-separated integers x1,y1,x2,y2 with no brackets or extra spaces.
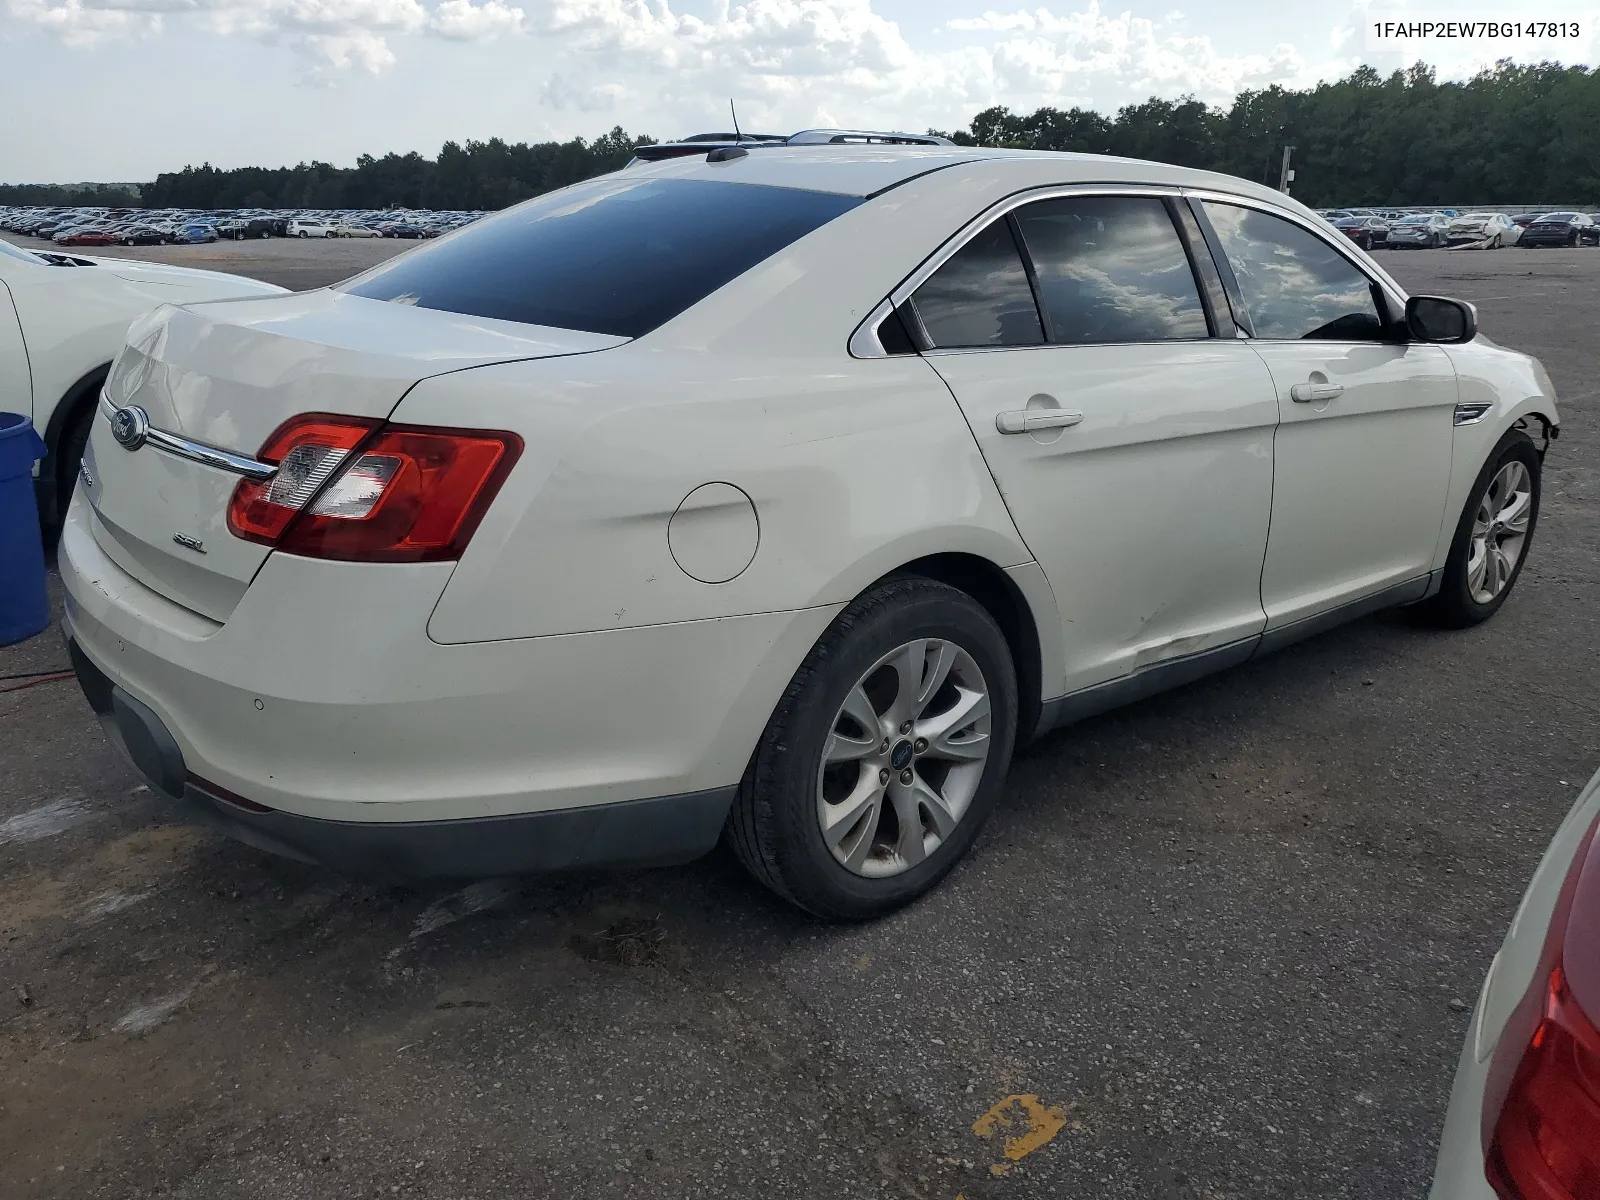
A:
989,1162,1013,1176
972,1093,1069,1162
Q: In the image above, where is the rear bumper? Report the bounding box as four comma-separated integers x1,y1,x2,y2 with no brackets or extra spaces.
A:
68,632,735,879
58,485,836,857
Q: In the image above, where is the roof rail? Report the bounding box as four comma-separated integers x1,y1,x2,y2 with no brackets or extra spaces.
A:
625,127,955,165
785,129,953,146
677,132,787,144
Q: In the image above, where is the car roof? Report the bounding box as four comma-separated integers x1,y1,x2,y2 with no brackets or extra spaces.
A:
628,144,1300,205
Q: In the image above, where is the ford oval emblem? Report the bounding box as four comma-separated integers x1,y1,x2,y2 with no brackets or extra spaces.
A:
110,405,150,451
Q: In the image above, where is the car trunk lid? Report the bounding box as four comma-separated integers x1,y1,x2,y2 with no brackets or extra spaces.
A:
84,289,625,622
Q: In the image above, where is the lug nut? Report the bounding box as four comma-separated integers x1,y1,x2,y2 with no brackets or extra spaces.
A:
899,720,913,734
879,738,890,754
879,768,891,785
913,738,928,754
900,768,914,785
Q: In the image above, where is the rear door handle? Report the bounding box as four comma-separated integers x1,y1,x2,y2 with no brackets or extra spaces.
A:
1290,383,1345,403
996,409,1084,435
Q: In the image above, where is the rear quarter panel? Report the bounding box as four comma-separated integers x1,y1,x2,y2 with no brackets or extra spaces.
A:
402,346,1037,642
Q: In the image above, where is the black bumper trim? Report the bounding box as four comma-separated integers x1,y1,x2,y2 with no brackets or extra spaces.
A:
68,636,735,880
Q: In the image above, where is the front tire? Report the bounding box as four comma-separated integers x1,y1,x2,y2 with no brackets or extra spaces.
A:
726,578,1018,920
1418,430,1541,628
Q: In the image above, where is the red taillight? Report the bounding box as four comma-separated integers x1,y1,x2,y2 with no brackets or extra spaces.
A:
228,415,378,545
1487,807,1600,1200
1488,967,1600,1200
227,414,521,563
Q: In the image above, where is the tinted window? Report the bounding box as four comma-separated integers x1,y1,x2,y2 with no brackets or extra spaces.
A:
911,217,1044,349
1012,197,1208,344
341,177,861,338
1202,202,1385,341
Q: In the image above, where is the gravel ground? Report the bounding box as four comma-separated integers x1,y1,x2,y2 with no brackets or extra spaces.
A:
2,238,1597,1200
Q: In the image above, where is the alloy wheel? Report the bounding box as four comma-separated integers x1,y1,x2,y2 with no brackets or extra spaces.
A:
1468,460,1533,604
816,639,992,878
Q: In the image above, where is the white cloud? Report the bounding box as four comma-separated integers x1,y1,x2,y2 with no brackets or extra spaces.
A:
1,0,1336,122
9,0,524,69
431,0,523,39
8,0,162,45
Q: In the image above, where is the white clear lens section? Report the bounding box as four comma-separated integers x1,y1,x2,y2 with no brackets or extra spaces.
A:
306,454,401,520
265,443,351,509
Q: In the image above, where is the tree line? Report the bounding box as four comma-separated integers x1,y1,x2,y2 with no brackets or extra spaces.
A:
933,60,1599,207
5,60,1596,211
0,182,141,207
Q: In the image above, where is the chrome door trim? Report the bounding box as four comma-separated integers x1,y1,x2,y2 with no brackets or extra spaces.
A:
99,393,276,481
1178,186,1412,319
887,183,1185,309
849,182,1185,359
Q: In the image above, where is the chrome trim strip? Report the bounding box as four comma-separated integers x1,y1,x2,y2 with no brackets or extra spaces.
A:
1178,186,1411,315
847,297,899,359
886,183,1185,310
848,182,1185,357
100,396,276,482
1454,402,1494,426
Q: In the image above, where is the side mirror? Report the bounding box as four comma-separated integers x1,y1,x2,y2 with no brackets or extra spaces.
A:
1406,295,1477,344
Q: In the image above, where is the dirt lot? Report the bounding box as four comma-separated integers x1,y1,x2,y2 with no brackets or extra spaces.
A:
2,231,410,290
2,238,1598,1200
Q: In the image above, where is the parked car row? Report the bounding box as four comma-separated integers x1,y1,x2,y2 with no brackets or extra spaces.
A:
0,205,485,247
1315,206,1600,249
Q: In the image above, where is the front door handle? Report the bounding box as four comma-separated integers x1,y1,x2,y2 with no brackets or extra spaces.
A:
996,409,1085,435
1290,383,1345,403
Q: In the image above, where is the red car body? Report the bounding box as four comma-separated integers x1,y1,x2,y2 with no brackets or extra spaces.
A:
56,230,119,246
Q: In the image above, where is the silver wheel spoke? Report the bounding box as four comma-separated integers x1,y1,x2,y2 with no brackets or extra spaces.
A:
823,774,885,871
911,774,962,839
916,686,991,761
839,684,883,741
885,640,929,728
824,728,878,764
815,635,994,879
1467,541,1488,595
914,641,959,713
1498,488,1531,533
887,782,928,867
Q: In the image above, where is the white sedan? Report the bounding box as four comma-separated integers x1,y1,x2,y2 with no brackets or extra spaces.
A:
1430,767,1600,1199
1447,212,1523,247
60,144,1560,917
0,237,285,524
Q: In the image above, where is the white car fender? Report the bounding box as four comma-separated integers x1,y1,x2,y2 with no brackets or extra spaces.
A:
1430,339,1561,570
0,276,29,412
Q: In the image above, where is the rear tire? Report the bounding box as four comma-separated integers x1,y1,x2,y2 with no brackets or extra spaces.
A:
54,401,96,522
726,577,1018,920
1416,430,1541,629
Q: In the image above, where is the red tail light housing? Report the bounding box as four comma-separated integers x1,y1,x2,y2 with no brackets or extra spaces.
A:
1487,811,1600,1200
227,413,522,562
1489,968,1600,1200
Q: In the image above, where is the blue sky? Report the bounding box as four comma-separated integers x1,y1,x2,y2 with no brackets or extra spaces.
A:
1,0,1595,182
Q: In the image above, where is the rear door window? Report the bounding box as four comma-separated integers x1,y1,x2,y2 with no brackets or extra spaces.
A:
1201,201,1386,341
910,217,1044,349
341,177,862,339
1012,196,1209,343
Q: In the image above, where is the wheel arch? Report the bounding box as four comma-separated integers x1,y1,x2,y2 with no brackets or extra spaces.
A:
879,551,1055,747
36,359,112,525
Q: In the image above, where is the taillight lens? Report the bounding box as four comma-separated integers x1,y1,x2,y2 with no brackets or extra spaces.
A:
1488,967,1600,1200
1488,805,1600,1200
228,415,377,545
227,414,521,562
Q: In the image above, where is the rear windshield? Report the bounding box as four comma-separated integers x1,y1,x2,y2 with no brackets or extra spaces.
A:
340,176,862,338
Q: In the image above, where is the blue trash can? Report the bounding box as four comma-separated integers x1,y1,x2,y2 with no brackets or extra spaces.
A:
0,412,50,647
